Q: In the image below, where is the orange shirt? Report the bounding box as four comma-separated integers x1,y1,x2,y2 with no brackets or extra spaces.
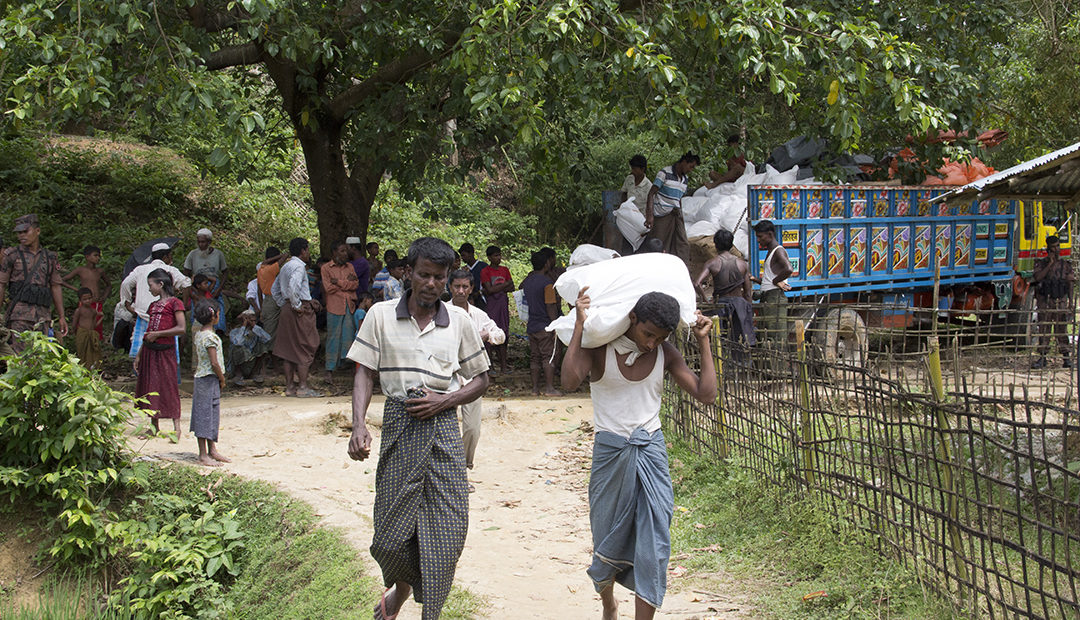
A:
257,261,280,296
321,261,358,316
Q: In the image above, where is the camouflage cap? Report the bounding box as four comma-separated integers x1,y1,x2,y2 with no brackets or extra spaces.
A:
13,214,40,232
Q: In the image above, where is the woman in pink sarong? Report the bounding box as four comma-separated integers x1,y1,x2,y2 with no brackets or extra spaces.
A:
135,269,187,440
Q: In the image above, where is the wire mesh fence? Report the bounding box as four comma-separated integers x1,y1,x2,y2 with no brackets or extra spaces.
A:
696,299,1079,406
666,312,1080,618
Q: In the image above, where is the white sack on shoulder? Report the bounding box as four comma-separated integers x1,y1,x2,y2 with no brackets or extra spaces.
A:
568,244,620,269
614,198,648,250
547,253,697,348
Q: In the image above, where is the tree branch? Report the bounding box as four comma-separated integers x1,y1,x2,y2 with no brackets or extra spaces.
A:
186,3,238,33
205,43,263,70
329,32,462,121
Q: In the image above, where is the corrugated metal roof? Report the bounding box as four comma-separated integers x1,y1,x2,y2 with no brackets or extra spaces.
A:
939,141,1080,204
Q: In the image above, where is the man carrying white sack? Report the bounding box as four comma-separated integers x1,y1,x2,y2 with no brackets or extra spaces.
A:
561,288,717,620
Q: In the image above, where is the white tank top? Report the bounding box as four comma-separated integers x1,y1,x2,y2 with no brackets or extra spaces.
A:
761,246,781,292
591,344,665,438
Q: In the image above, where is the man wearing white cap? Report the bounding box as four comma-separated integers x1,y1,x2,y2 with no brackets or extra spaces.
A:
121,243,192,359
183,228,228,331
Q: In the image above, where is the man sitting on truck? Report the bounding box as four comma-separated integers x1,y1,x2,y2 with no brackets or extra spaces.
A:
1032,234,1075,369
752,220,793,349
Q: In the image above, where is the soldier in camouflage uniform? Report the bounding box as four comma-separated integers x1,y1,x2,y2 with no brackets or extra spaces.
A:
0,214,68,353
1032,234,1076,369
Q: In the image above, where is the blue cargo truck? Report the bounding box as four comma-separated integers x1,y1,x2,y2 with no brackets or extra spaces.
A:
745,185,1071,363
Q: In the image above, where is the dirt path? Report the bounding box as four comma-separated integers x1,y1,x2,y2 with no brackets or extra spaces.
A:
142,393,757,619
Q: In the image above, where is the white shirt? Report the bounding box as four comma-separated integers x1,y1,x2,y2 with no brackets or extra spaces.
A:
245,278,261,311
620,173,652,214
458,302,505,345
761,246,787,293
121,260,193,320
590,344,665,438
346,295,489,399
271,257,310,309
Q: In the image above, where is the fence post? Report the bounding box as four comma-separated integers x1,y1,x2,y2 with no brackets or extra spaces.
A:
711,316,729,459
795,320,814,487
929,254,971,605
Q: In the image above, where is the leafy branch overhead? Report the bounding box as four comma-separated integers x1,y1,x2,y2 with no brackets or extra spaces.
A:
1,0,1012,248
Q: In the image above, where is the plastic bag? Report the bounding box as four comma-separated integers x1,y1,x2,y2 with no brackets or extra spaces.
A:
686,219,720,238
680,196,710,223
513,289,529,319
568,244,620,269
614,198,648,250
547,253,697,347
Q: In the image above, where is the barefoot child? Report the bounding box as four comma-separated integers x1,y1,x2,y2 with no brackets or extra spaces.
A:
63,245,110,340
71,287,103,369
191,301,230,467
561,288,717,620
135,269,186,440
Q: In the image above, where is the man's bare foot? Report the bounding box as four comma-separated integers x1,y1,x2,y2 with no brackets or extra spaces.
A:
197,455,221,467
210,451,231,463
285,387,297,397
541,388,563,397
532,389,541,396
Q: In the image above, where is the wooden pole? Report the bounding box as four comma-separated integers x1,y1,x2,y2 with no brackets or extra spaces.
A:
711,316,728,459
795,320,814,487
929,249,970,605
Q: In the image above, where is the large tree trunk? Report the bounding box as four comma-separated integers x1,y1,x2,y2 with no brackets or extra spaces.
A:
296,123,384,258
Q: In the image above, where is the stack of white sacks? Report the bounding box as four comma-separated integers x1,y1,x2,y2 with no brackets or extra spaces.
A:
613,162,820,256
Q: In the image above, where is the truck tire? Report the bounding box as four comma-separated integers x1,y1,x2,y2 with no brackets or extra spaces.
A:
818,308,869,368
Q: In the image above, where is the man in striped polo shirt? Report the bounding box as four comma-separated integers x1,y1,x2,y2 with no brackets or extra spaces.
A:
346,236,490,620
644,151,699,264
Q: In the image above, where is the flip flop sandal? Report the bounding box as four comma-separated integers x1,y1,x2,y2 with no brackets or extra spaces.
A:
378,587,399,620
295,388,324,398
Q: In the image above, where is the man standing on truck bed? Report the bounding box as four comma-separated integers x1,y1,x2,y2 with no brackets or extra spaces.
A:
752,220,792,349
1032,234,1075,369
645,152,699,264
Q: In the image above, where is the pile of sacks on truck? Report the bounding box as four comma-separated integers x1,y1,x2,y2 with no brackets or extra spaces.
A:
614,134,998,285
615,160,815,260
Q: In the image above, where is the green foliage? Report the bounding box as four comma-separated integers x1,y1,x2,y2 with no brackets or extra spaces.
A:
0,331,147,564
666,438,954,619
1,0,1005,250
107,493,244,619
143,466,382,620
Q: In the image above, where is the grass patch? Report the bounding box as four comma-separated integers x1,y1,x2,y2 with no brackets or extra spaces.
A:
667,438,954,619
141,465,383,619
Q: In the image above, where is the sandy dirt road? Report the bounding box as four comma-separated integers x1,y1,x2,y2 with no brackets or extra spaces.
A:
143,392,756,619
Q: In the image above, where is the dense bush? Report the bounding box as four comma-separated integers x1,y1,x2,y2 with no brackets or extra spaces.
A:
0,332,146,564
0,334,252,618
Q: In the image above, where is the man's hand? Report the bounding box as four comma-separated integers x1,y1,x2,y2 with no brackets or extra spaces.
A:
778,280,792,292
575,286,591,325
310,300,322,313
405,389,450,420
691,310,711,340
56,316,69,339
218,375,226,390
347,274,358,281
348,425,373,460
644,217,653,230
144,330,157,341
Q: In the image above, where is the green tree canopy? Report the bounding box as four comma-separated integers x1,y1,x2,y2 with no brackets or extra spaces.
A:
1,0,1010,251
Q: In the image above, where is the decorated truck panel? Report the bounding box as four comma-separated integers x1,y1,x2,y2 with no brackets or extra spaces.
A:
746,185,1068,300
